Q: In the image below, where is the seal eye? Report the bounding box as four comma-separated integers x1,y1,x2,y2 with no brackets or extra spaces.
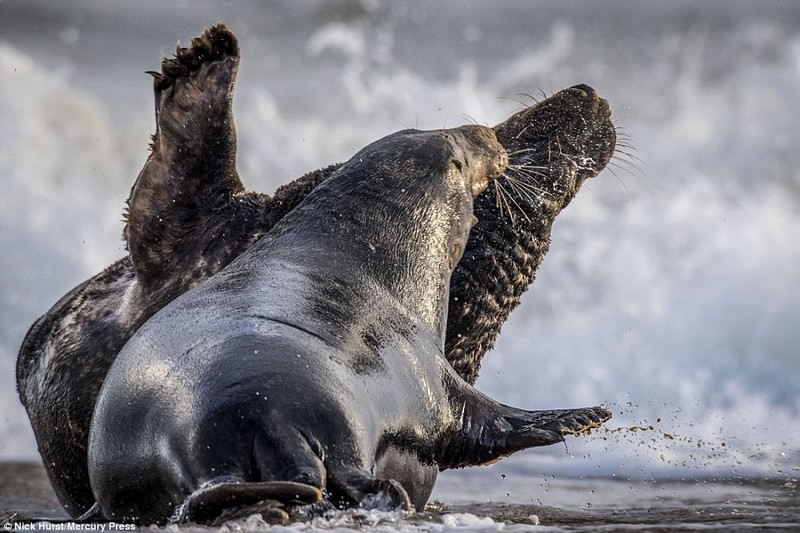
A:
451,159,463,172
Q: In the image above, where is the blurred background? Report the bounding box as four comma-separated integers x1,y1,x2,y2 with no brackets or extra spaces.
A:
1,0,798,495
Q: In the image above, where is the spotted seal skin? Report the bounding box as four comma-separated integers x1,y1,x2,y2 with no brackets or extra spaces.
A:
88,123,609,525
16,25,616,518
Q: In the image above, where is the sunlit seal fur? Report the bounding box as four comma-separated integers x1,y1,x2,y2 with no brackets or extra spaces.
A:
16,25,617,518
87,124,610,525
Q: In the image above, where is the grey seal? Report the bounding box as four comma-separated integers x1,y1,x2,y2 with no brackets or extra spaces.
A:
88,123,610,524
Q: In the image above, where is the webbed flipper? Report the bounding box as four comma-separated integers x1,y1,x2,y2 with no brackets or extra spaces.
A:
440,377,611,469
501,406,612,454
124,23,244,292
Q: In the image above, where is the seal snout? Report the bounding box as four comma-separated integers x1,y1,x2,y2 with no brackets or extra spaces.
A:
569,84,596,98
452,125,507,197
568,84,607,116
474,128,508,197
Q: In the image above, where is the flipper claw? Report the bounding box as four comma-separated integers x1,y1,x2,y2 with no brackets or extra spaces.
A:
515,406,612,443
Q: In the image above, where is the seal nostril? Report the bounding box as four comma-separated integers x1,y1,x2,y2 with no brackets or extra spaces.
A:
569,84,595,98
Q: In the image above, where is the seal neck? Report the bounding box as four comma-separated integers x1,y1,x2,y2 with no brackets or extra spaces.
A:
259,130,474,337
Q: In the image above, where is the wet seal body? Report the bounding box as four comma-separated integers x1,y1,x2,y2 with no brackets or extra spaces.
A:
87,125,609,525
17,25,617,518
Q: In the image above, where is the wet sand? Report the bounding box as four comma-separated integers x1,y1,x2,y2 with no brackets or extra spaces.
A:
1,462,797,531
434,470,800,531
0,463,66,521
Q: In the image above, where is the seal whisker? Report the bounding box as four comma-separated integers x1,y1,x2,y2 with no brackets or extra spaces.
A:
493,182,509,222
611,129,636,145
517,92,542,105
609,160,645,185
504,166,550,192
506,147,543,158
501,172,538,201
500,182,533,223
388,108,415,130
507,163,549,176
512,166,550,177
502,174,543,209
513,124,531,140
494,180,517,224
495,95,530,111
606,164,636,205
507,179,553,204
550,134,566,161
615,130,635,141
503,170,554,200
610,133,645,181
615,147,644,165
610,154,645,177
459,114,481,126
615,141,638,154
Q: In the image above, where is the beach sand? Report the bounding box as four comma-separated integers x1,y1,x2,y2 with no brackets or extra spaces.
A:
1,462,797,532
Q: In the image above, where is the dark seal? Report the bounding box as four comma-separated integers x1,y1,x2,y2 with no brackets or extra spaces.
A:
16,25,616,518
88,123,609,525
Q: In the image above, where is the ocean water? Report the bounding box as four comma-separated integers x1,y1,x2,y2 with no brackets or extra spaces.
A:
1,0,799,530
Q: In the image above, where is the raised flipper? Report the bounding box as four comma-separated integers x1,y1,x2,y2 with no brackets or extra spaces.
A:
124,23,246,293
175,480,322,526
326,464,412,511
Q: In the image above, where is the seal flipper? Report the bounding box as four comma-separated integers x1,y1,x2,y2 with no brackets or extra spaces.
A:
501,406,611,455
176,480,322,526
439,380,611,469
124,23,246,293
326,464,412,511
